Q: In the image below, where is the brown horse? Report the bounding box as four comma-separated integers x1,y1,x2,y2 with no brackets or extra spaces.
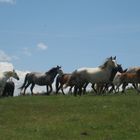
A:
55,73,72,94
118,69,140,93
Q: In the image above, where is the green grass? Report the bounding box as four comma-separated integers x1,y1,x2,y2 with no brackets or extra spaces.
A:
0,90,140,140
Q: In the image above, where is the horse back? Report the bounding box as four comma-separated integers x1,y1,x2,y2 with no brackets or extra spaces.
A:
127,67,140,73
57,73,71,84
120,72,140,83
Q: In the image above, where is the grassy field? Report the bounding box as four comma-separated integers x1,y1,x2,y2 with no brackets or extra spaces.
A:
0,90,140,140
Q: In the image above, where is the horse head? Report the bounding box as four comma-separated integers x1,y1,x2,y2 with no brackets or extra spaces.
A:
116,64,124,73
12,70,20,80
100,56,118,69
45,65,62,77
56,65,62,74
107,56,118,69
4,70,19,81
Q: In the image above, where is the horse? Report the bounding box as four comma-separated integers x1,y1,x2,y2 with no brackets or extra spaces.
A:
106,64,127,93
113,69,140,93
125,67,140,89
2,81,15,97
66,56,118,96
0,70,19,96
20,66,62,95
113,67,140,93
55,72,72,95
91,64,124,94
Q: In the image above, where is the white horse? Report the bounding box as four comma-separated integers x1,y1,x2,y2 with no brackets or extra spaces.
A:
0,70,19,95
67,56,118,95
113,72,122,93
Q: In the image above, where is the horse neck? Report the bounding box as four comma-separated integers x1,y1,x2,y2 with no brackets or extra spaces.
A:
110,67,123,81
105,64,116,73
58,71,64,77
48,71,58,81
109,69,118,81
103,65,117,81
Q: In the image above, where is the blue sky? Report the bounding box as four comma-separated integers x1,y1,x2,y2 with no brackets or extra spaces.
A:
0,0,140,72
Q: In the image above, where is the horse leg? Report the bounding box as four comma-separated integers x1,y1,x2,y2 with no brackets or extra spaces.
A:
83,83,88,94
97,84,102,95
76,85,81,96
102,84,108,95
47,85,52,95
61,85,65,95
132,83,139,93
23,82,31,95
114,80,122,94
74,86,77,96
109,83,114,93
56,83,61,94
91,83,97,94
101,84,106,95
69,86,73,95
46,85,49,95
30,83,35,95
49,85,53,94
58,84,64,95
122,83,127,94
79,86,83,96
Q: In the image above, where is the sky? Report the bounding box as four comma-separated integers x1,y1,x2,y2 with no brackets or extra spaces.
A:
0,0,140,73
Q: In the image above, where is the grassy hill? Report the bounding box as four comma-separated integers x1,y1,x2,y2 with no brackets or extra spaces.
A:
0,90,140,140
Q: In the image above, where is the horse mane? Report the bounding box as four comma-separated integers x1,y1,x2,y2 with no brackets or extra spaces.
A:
45,67,57,75
3,71,12,77
99,58,109,69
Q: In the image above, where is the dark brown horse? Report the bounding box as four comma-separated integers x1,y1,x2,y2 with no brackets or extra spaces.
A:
55,73,72,94
119,69,140,93
2,81,15,97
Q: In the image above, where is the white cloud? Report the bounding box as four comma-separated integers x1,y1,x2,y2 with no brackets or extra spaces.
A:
0,50,11,62
0,0,16,4
0,62,13,72
37,42,48,51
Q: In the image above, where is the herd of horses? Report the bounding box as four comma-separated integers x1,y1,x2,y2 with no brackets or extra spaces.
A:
1,56,140,97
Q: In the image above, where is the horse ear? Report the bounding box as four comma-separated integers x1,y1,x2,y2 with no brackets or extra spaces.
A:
123,69,128,73
114,56,116,60
57,65,61,69
109,56,112,60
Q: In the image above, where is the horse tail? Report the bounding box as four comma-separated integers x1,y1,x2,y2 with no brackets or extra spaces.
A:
19,73,29,90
